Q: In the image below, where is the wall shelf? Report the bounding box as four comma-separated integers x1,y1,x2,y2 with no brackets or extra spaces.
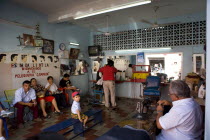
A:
17,45,42,52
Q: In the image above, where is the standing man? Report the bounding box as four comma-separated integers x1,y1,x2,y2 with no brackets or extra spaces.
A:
13,80,38,128
99,59,118,110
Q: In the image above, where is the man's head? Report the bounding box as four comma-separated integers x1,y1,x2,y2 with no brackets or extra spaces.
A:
107,59,114,66
32,55,37,63
0,54,6,62
47,76,53,84
22,80,31,92
72,92,80,102
169,80,190,101
11,54,18,62
63,73,70,80
21,55,27,63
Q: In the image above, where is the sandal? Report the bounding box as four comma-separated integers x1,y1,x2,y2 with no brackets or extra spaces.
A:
44,114,51,119
54,111,63,115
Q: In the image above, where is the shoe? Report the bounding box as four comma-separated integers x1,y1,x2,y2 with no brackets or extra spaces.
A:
0,110,14,117
83,126,88,129
112,107,117,110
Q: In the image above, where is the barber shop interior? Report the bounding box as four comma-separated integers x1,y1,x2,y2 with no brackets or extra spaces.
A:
0,0,209,140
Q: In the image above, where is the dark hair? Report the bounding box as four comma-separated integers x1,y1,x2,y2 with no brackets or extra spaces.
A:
25,132,67,140
22,80,31,85
47,76,53,80
11,54,18,61
0,54,6,61
21,55,27,60
129,64,133,67
30,78,36,82
169,80,191,98
64,74,70,78
32,55,37,61
48,56,53,62
107,59,114,66
40,55,45,60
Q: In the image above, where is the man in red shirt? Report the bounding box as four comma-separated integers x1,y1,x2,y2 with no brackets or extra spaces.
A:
99,60,118,109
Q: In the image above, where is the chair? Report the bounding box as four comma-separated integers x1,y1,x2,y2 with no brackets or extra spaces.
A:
143,76,161,98
4,89,16,110
0,102,9,139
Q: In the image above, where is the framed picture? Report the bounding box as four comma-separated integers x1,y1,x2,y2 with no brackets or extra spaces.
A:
42,39,54,54
34,39,43,47
69,48,80,59
23,34,34,46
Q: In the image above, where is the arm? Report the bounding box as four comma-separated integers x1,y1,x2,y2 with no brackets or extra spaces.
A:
158,100,172,106
156,105,164,129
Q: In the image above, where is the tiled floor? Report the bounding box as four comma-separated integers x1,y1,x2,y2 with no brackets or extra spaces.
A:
7,98,140,140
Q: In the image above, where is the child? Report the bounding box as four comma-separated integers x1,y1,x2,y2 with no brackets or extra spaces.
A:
71,92,88,128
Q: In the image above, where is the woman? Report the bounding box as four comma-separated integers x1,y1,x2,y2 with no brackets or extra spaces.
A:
45,76,67,108
30,78,62,118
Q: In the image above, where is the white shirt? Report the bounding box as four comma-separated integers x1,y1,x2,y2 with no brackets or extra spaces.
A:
45,83,58,92
157,98,203,140
13,87,36,105
125,67,133,78
71,101,81,114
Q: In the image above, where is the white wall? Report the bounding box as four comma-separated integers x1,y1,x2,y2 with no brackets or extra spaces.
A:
205,0,210,139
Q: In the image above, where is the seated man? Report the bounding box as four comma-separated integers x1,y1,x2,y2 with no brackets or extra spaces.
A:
13,80,38,128
59,74,77,104
156,80,203,140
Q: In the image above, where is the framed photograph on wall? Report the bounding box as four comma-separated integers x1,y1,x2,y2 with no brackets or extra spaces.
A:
34,39,43,47
23,34,34,46
69,48,80,59
42,39,54,54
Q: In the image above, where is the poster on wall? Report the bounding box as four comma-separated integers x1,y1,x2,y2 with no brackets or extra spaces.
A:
0,53,60,95
137,52,145,63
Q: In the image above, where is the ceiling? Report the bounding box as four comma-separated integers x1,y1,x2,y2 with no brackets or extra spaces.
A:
13,0,206,29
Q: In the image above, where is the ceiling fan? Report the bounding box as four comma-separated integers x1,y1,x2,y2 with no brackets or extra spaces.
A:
91,15,125,36
141,6,180,28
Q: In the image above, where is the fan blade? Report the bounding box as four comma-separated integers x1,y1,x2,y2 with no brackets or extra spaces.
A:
141,19,154,25
0,18,36,30
88,25,106,33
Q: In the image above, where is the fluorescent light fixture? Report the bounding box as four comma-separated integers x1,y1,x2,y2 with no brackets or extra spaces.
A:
69,42,79,46
74,0,151,20
115,47,171,53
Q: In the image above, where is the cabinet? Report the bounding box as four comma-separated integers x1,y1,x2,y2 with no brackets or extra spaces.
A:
193,54,205,74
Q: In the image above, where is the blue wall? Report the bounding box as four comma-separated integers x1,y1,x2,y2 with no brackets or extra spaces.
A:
0,1,91,104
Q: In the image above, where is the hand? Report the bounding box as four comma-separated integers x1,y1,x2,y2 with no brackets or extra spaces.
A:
157,100,171,106
27,103,34,107
79,118,83,122
33,102,37,107
156,105,164,112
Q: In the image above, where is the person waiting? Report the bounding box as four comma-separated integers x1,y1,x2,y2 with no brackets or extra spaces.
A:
59,74,77,104
156,80,203,140
45,76,67,108
13,80,38,128
30,78,62,118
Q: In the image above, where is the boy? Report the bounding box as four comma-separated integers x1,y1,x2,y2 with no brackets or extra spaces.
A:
71,92,88,128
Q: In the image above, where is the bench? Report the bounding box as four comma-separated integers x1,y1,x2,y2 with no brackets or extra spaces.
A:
42,109,102,139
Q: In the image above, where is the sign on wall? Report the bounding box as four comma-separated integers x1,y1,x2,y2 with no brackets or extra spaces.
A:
0,53,60,96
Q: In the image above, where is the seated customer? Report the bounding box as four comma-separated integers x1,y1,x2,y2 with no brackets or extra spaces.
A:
30,78,61,118
59,74,77,104
45,76,67,108
156,80,203,140
13,80,38,128
59,74,77,90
